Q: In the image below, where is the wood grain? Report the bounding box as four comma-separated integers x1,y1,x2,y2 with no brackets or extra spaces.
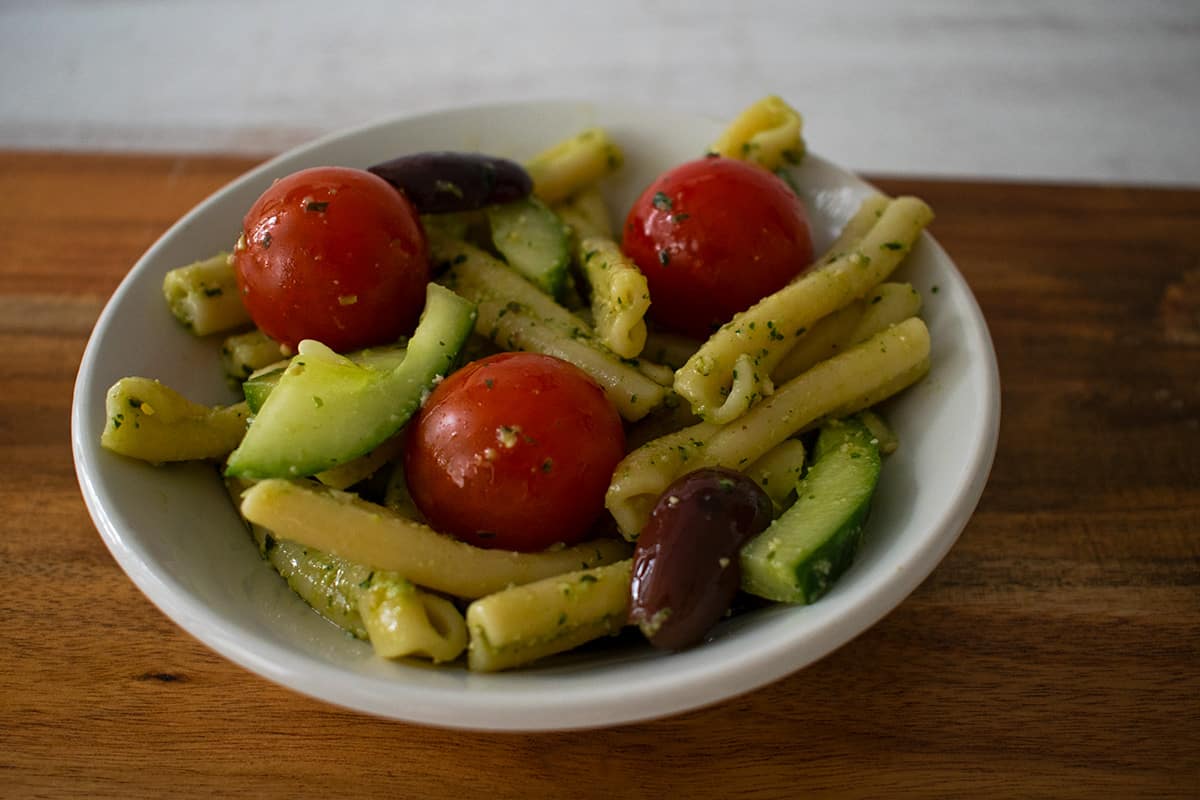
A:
0,153,1196,799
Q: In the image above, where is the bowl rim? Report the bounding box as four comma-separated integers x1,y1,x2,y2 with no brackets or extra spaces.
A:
71,99,1000,731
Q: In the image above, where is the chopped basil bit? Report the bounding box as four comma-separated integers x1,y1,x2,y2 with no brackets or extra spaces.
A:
657,249,670,266
305,201,329,212
652,192,673,211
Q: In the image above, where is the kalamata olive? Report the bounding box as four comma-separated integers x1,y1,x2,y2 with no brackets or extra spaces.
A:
628,467,774,650
367,152,533,214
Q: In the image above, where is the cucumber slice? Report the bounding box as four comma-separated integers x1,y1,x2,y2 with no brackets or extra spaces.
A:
486,197,571,298
241,344,410,415
242,368,283,414
225,283,476,479
739,417,882,604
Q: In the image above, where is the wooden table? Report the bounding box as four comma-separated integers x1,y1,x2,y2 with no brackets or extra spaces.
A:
2,152,1197,798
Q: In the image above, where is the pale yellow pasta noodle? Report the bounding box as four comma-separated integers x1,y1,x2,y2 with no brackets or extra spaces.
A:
358,576,468,663
162,251,252,336
709,95,805,170
607,317,930,538
772,281,922,383
746,438,808,511
100,377,248,463
577,237,651,359
525,128,624,204
674,195,934,423
238,479,631,599
466,560,632,672
551,186,613,240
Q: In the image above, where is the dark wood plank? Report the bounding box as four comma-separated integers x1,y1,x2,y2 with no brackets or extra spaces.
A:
1,153,1196,799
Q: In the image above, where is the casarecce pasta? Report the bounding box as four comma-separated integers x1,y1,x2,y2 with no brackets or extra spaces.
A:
101,96,937,671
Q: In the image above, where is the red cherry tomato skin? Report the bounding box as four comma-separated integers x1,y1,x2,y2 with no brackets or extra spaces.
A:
404,353,626,552
233,166,429,352
622,157,814,339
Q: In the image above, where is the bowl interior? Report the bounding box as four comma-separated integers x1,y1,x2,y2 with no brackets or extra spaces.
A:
72,101,999,730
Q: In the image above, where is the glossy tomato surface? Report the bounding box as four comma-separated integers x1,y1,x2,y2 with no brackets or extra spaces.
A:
623,157,813,339
233,166,428,352
404,353,625,551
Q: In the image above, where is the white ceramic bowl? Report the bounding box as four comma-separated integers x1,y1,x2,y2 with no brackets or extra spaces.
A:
72,101,999,731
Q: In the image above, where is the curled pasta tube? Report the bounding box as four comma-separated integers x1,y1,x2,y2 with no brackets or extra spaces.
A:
358,575,467,663
526,128,624,204
101,377,249,463
577,237,651,359
162,251,252,336
552,188,651,360
674,195,934,423
607,317,930,538
709,95,805,171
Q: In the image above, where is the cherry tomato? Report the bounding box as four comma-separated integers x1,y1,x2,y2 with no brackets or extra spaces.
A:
233,166,428,352
404,353,625,552
622,157,814,339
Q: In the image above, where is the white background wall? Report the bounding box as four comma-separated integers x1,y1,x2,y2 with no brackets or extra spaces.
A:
2,0,1197,185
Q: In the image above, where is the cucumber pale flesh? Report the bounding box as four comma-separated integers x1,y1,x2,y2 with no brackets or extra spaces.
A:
739,418,882,604
225,283,476,479
241,343,410,415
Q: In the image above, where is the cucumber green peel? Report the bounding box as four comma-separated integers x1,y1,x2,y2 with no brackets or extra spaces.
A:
739,417,882,604
486,196,571,298
225,283,476,479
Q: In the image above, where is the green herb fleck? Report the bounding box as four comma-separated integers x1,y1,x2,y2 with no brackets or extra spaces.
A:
657,249,670,266
881,241,904,251
485,378,495,389
261,233,272,249
652,192,673,211
203,286,222,298
434,180,464,198
579,574,598,584
305,201,329,212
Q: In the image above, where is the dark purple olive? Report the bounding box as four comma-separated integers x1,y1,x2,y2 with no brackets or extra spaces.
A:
367,152,532,214
629,467,774,650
